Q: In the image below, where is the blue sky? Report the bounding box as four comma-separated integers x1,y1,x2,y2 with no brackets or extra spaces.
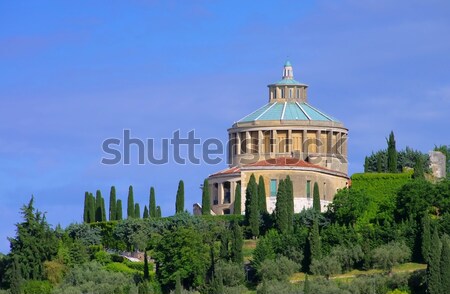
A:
0,0,449,253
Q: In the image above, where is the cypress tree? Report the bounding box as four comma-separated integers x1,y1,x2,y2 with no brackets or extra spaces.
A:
88,193,95,223
109,186,116,221
413,155,425,179
10,255,22,294
143,205,149,218
149,187,156,218
95,190,103,222
274,179,288,233
440,235,450,294
364,156,369,173
258,176,267,214
422,214,432,263
285,176,294,230
83,192,89,223
377,153,383,172
310,217,321,261
101,196,106,222
116,199,123,220
175,180,185,214
219,231,229,260
156,206,162,217
313,182,321,213
143,251,150,281
202,179,211,215
234,183,241,215
135,203,141,219
428,227,441,294
245,174,259,238
127,185,134,219
387,131,398,173
230,222,243,264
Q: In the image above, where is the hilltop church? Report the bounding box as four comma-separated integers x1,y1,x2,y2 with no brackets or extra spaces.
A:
202,62,349,215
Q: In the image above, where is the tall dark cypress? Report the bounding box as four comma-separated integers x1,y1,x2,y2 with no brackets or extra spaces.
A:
175,180,185,214
144,251,150,281
387,131,398,173
109,186,116,221
274,179,288,233
127,185,134,219
258,176,267,214
313,182,321,213
202,179,211,215
156,206,162,218
245,174,259,238
116,199,123,220
285,176,294,230
428,227,441,294
134,203,141,219
440,235,450,294
101,195,106,222
95,190,103,222
88,193,95,223
310,216,321,261
422,214,432,263
230,222,243,264
233,183,241,215
364,156,369,173
143,205,149,218
149,187,156,218
83,192,89,223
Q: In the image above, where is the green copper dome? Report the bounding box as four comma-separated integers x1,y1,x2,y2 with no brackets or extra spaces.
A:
237,101,339,123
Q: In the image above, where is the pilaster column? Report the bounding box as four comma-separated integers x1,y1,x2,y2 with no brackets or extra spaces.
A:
218,182,223,205
273,130,278,154
287,129,292,154
302,129,307,159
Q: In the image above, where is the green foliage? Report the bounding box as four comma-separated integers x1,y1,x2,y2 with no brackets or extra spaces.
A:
245,174,260,238
66,223,102,246
144,251,150,281
94,250,112,265
313,182,321,213
202,179,211,215
258,176,267,214
156,206,162,218
143,205,149,218
428,227,441,294
127,185,135,219
387,131,398,173
116,199,123,221
8,197,58,281
149,187,157,218
330,244,364,272
256,280,302,294
440,235,450,294
413,155,425,179
252,231,276,269
309,217,321,262
230,222,243,264
366,146,430,174
113,218,151,251
135,203,141,219
53,261,138,294
175,180,185,214
95,190,103,222
9,256,21,294
310,255,341,280
153,226,209,291
372,242,411,273
21,280,52,294
421,214,432,263
109,186,117,221
233,183,241,215
83,192,89,223
257,256,297,282
214,261,245,287
43,260,66,285
88,193,95,223
395,180,434,222
104,262,140,275
274,177,294,234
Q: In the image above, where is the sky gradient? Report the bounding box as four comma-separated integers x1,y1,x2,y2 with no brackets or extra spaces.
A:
1,0,449,253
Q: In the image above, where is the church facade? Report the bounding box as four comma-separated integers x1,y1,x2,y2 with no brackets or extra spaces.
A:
208,62,349,215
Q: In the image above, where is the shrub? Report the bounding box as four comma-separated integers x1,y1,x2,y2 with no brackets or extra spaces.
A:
310,255,342,280
94,250,112,265
258,256,298,282
105,262,140,275
21,280,52,294
372,242,411,273
43,260,67,285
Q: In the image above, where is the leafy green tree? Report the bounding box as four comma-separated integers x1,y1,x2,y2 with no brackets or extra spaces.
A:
428,227,441,294
109,186,116,221
127,185,134,219
258,256,297,282
245,174,260,238
258,176,267,214
252,230,276,269
372,242,410,274
233,183,241,215
116,199,123,221
230,222,243,264
421,214,432,263
202,179,211,215
154,226,209,291
83,192,90,223
149,187,156,218
135,203,141,219
310,255,341,280
175,180,185,214
88,193,95,223
143,205,149,218
387,131,398,173
313,182,321,213
156,206,162,218
395,180,434,222
95,190,103,222
8,197,58,281
440,235,450,294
